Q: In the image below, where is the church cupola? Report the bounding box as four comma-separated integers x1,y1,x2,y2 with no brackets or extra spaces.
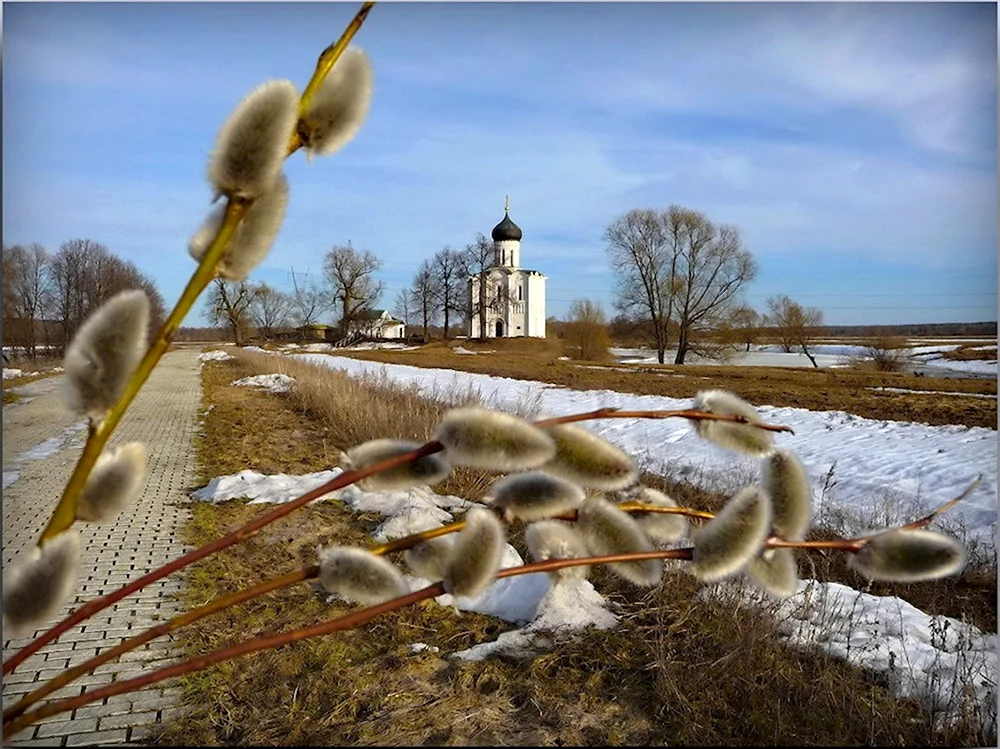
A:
492,194,522,267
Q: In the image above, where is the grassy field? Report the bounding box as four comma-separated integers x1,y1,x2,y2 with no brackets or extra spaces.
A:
147,351,995,746
304,338,996,429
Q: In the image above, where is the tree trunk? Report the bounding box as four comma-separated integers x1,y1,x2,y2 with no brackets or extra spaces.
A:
674,334,688,364
657,348,665,364
803,347,818,368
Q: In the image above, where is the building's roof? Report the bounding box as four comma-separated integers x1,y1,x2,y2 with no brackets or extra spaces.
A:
491,210,523,242
355,309,404,324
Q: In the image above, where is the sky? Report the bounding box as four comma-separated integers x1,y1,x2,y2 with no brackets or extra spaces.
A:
3,1,997,327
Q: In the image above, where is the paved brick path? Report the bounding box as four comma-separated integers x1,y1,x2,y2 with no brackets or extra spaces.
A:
3,350,201,746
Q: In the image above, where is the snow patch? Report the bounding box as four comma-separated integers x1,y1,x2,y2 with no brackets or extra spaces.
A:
198,350,234,362
231,373,295,393
3,368,24,379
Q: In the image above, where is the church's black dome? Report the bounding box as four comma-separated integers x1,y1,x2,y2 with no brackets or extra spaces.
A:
491,211,522,242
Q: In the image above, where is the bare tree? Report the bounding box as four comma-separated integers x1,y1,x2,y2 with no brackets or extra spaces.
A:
323,245,383,336
48,239,165,353
860,335,912,373
409,259,440,340
208,278,255,345
463,233,494,340
606,206,756,364
669,211,756,364
392,288,412,327
726,305,761,353
289,268,327,328
564,299,612,361
3,244,52,358
765,294,824,367
604,209,673,363
249,283,293,340
431,247,464,339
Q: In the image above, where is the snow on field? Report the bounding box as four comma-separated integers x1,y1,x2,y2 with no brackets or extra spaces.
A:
921,358,997,376
198,350,234,363
610,346,854,369
191,464,996,721
709,580,996,723
3,368,24,379
231,373,295,393
290,354,997,541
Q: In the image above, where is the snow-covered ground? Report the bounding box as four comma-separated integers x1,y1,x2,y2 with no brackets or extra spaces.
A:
231,373,295,393
288,354,996,542
198,350,234,363
3,368,24,379
191,465,996,724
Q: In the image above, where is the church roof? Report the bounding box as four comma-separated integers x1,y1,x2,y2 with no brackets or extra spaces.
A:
491,210,522,242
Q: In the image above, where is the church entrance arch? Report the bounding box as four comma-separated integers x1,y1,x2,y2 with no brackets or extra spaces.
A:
495,320,504,338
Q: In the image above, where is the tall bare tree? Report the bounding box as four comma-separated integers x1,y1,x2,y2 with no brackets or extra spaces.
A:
323,245,383,336
249,283,293,339
289,267,327,328
605,209,673,363
208,278,255,345
431,246,464,339
409,259,440,340
606,205,756,364
463,232,495,340
392,288,412,327
765,294,824,367
2,244,52,358
48,239,165,353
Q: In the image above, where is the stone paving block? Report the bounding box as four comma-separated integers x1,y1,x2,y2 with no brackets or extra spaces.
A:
65,728,128,745
3,351,199,747
97,711,159,732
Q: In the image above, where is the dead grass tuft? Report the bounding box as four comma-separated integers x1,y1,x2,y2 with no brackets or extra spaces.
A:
149,349,995,746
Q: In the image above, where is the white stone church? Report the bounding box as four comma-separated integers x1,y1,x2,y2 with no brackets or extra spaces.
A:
467,198,547,338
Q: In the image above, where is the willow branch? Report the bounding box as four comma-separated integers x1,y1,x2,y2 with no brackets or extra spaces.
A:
6,407,790,674
37,199,250,545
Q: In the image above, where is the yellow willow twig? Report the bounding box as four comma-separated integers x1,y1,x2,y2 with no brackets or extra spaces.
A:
38,199,249,544
289,1,376,153
37,2,376,545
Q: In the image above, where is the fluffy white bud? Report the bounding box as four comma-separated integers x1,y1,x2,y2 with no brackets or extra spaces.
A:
64,290,149,420
318,546,407,606
208,79,298,199
346,439,451,491
542,423,638,490
76,443,147,523
444,508,505,598
403,536,455,581
189,173,289,280
2,531,82,636
300,48,373,159
435,408,555,472
631,487,688,542
746,548,799,598
524,520,591,581
850,529,966,583
692,390,774,457
762,450,812,541
690,486,772,582
487,471,585,522
577,497,661,587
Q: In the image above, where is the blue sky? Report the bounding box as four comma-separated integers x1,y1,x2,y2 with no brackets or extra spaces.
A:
3,2,997,326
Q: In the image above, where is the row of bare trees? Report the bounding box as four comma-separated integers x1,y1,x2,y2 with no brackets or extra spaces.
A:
2,241,166,359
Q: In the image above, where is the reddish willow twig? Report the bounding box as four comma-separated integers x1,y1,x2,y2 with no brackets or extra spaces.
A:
3,406,790,675
4,483,969,731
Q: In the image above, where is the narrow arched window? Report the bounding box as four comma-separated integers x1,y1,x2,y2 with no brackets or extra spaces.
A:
518,284,522,301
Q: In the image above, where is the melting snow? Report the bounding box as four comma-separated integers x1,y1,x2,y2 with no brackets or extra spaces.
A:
198,350,234,362
3,368,24,379
231,373,295,393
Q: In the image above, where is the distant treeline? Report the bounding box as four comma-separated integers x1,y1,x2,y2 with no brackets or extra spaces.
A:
811,322,997,337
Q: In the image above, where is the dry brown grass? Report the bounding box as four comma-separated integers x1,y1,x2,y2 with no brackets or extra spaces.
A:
943,344,999,363
145,351,995,746
329,345,996,429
